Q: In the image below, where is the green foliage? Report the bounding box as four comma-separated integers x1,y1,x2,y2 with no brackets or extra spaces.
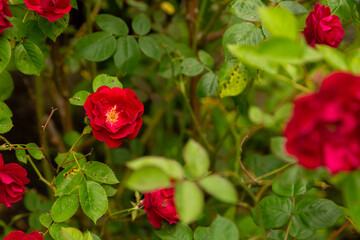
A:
83,161,119,184
181,58,204,77
114,36,140,75
156,222,193,240
38,14,69,41
69,91,91,106
210,215,239,240
132,14,151,36
95,14,129,36
183,139,209,179
14,41,45,75
92,74,123,92
199,175,238,204
51,192,79,222
0,37,11,74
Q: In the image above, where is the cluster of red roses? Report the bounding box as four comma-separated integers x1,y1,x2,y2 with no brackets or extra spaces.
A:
0,0,71,35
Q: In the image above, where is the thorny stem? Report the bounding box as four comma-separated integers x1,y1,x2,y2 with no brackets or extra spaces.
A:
328,221,351,240
236,125,263,184
41,108,58,173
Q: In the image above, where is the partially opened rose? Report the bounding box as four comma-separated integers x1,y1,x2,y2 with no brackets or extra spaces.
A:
0,154,30,207
302,3,344,48
84,86,144,148
4,231,43,240
23,0,71,22
143,188,178,229
285,72,360,174
0,0,13,34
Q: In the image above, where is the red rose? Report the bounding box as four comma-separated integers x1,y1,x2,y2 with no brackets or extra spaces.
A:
302,3,344,48
23,0,71,22
84,86,144,148
143,188,179,229
0,0,13,35
4,231,43,240
285,72,360,174
0,154,30,207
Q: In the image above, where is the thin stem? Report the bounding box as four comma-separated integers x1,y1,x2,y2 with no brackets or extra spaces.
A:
273,73,312,93
192,0,208,50
179,74,214,153
41,108,58,173
27,155,53,189
110,208,133,217
285,196,295,240
329,221,351,240
256,163,295,181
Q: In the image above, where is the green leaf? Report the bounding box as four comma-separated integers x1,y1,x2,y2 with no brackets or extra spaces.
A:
259,8,298,40
181,58,204,77
289,215,314,239
317,45,349,70
127,156,184,180
0,70,14,101
61,227,83,240
38,14,69,41
294,198,343,230
175,180,204,224
132,13,151,35
69,91,90,106
199,175,238,204
92,74,123,92
83,161,119,184
15,149,27,164
55,168,84,196
114,36,140,75
77,32,116,62
228,45,278,74
126,166,170,192
328,0,354,20
24,191,41,211
103,185,117,197
95,14,129,36
253,195,293,228
196,72,218,99
0,102,12,118
210,215,239,240
218,60,249,98
194,226,211,240
229,0,265,21
139,36,162,60
39,212,53,228
83,232,94,240
0,117,12,134
258,38,304,64
272,178,313,197
79,181,108,223
70,0,78,9
269,230,286,240
49,223,68,240
51,192,79,222
279,1,308,15
344,171,360,228
0,36,11,73
14,41,45,75
155,222,193,240
198,50,214,67
26,143,44,160
183,139,209,179
222,22,264,60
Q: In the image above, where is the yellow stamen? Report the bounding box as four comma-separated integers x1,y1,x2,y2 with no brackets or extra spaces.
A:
106,106,119,125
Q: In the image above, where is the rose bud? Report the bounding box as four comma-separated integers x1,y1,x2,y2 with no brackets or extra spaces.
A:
23,0,71,22
285,72,360,174
4,231,43,240
143,188,179,229
84,86,144,148
302,3,344,48
0,154,30,207
0,0,13,35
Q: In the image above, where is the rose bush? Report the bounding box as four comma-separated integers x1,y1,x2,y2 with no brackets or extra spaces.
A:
143,188,178,229
0,154,29,207
84,86,144,148
302,2,344,48
4,231,43,240
23,0,71,22
285,72,360,173
2,0,360,239
0,0,12,34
